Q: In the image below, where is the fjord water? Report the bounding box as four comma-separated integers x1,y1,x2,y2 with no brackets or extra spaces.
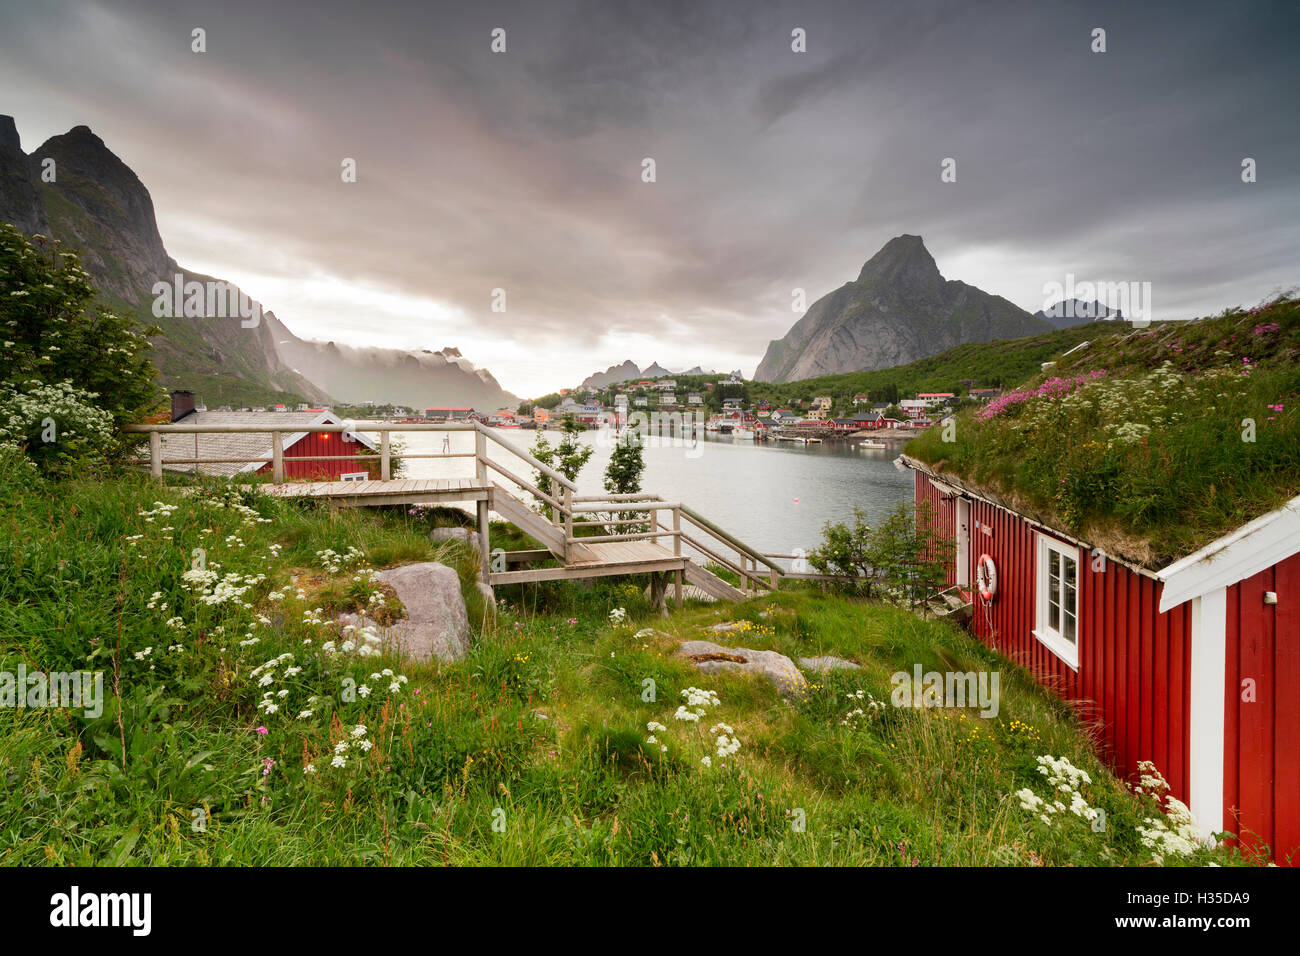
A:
380,426,913,560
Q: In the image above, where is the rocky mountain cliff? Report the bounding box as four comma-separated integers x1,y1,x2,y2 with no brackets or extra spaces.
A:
753,235,1051,383
0,115,517,410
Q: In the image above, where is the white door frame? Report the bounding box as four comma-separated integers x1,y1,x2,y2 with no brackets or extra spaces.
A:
955,498,971,586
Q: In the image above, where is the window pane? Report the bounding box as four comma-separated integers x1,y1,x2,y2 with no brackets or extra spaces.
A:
1049,597,1059,631
1064,612,1076,645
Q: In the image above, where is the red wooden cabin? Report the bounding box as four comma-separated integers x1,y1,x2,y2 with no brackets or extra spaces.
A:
904,453,1299,864
161,399,380,480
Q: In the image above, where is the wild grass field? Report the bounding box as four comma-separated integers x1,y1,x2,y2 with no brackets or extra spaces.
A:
0,452,1251,866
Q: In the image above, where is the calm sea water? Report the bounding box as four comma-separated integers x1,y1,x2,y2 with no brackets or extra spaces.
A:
366,425,912,561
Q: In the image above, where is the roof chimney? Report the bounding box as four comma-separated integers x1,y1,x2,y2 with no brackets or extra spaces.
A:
171,390,196,422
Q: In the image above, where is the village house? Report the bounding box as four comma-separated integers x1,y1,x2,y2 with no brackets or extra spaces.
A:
161,391,378,480
687,393,703,406
424,407,473,421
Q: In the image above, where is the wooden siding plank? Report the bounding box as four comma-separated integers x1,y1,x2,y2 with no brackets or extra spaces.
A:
1271,551,1300,863
1238,565,1273,856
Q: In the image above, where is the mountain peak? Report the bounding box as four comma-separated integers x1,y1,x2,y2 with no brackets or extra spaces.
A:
856,234,942,288
754,234,1049,383
0,115,20,151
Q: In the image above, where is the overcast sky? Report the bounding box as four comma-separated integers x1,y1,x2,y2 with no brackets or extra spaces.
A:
2,0,1297,396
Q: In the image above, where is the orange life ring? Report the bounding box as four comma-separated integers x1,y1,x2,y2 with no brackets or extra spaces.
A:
976,553,997,602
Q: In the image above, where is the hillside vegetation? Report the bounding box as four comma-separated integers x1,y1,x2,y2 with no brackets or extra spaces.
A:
907,295,1300,567
749,323,1099,409
0,455,1247,866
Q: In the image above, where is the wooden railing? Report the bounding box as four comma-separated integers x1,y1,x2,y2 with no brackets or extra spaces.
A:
123,420,782,593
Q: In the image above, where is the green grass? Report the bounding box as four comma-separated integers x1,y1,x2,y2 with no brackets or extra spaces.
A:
907,295,1300,567
0,454,1259,865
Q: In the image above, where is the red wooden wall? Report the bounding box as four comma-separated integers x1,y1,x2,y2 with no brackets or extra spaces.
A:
914,471,957,588
255,432,378,480
913,472,1193,801
1224,549,1300,864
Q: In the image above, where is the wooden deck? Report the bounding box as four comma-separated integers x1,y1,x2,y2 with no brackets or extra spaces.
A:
125,419,783,602
260,477,490,507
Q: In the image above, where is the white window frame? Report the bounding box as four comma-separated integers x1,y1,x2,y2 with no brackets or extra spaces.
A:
1033,532,1080,669
340,472,369,482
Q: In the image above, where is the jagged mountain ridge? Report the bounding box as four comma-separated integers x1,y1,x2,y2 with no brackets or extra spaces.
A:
0,115,517,409
578,360,726,390
753,235,1052,383
1035,299,1125,330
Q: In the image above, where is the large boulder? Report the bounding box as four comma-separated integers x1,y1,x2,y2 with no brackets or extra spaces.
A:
341,562,471,663
678,639,808,699
798,655,860,673
430,526,483,557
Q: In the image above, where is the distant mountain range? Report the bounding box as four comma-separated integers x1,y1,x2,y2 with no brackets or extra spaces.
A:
578,361,741,390
1034,298,1125,330
0,114,517,410
753,235,1053,383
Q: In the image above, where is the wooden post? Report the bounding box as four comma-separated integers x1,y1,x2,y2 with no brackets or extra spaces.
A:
550,477,561,526
149,431,162,478
272,431,284,484
770,566,778,590
474,428,487,484
381,430,391,481
672,508,683,605
477,498,491,583
562,486,572,564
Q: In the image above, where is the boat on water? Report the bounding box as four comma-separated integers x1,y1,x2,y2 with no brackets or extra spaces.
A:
732,426,756,440
859,440,888,449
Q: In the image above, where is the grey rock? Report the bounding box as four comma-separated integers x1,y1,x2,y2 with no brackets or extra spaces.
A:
678,639,808,699
798,655,861,673
475,581,496,615
339,562,471,664
430,526,483,556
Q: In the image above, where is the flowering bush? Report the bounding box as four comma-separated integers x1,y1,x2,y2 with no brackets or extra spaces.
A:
0,379,115,474
0,224,160,453
645,687,740,769
1013,753,1100,828
1131,761,1203,864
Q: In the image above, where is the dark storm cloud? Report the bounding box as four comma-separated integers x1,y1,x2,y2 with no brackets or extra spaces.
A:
0,0,1296,391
